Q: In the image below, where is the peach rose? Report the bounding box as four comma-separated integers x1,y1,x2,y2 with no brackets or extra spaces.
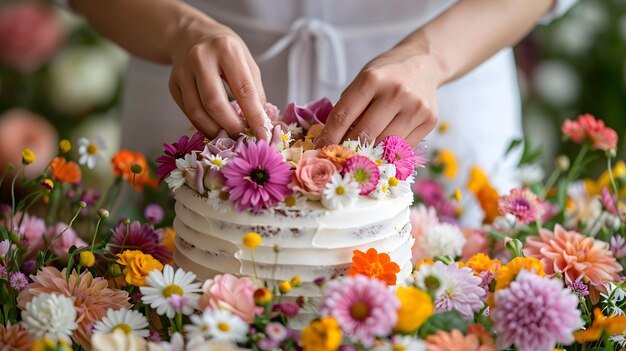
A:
198,274,261,323
291,150,337,200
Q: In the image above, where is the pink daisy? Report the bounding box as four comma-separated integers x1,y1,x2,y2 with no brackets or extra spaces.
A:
319,275,399,347
498,188,544,224
561,114,618,152
342,155,380,195
221,140,292,212
492,271,583,351
381,135,417,181
155,132,205,180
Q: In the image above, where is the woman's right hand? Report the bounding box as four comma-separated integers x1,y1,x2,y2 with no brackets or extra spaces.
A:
168,19,270,140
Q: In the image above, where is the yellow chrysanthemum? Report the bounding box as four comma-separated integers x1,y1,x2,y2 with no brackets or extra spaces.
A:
462,253,501,274
495,257,545,292
302,317,343,351
116,250,164,287
394,286,434,333
437,150,458,179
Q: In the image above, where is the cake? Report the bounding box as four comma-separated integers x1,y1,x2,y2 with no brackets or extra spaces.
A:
158,98,422,305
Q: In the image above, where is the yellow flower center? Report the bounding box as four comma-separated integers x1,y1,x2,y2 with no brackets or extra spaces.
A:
163,284,184,297
335,186,346,195
388,177,399,187
218,322,231,332
350,302,370,321
393,346,407,351
87,144,98,155
210,159,223,167
382,185,388,193
113,323,133,334
219,191,230,201
375,159,383,166
281,133,290,141
284,196,296,207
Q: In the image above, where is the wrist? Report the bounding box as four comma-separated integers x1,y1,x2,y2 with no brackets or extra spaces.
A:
165,6,221,63
396,29,451,86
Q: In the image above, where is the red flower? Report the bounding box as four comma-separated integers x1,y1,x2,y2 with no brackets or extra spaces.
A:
562,114,618,152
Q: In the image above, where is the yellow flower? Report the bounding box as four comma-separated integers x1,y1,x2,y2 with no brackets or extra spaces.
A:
585,160,626,197
116,250,164,286
438,122,449,133
21,148,35,165
453,188,462,202
31,338,72,351
574,308,626,343
59,139,72,154
437,150,458,179
467,166,499,224
394,286,434,333
415,258,434,270
242,232,262,249
463,253,501,274
290,275,301,287
160,227,176,259
79,251,96,267
278,281,292,294
253,287,273,305
302,317,342,351
41,178,54,192
494,257,545,292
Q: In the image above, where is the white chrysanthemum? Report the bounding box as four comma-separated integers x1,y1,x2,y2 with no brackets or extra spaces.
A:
205,154,228,171
78,136,107,169
411,263,448,297
207,189,232,212
203,309,249,342
321,173,360,210
515,163,545,185
93,308,150,337
418,223,466,259
165,152,198,191
21,293,78,343
140,265,202,319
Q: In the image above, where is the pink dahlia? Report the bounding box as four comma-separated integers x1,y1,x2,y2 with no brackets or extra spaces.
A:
561,113,618,152
221,140,292,212
155,132,205,180
492,271,583,351
319,275,399,347
430,262,485,320
381,135,417,181
497,188,544,224
110,221,171,263
341,155,380,195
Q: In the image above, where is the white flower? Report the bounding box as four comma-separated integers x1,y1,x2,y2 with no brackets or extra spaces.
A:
185,313,212,341
286,123,303,136
203,309,249,342
165,152,198,191
356,139,384,163
342,140,360,151
187,339,246,351
94,308,150,337
411,263,448,297
602,283,626,316
321,173,360,210
92,329,148,351
515,163,545,185
149,332,184,351
566,181,603,235
418,223,466,259
78,136,107,169
207,189,232,212
205,154,228,171
276,131,293,152
21,293,78,342
239,130,257,142
371,164,412,199
140,265,202,319
0,239,9,257
371,335,426,351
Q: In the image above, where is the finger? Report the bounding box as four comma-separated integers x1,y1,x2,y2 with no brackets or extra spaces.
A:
344,99,397,143
220,51,270,141
178,73,221,137
245,51,267,104
315,79,375,148
190,56,246,136
376,109,423,143
168,76,185,113
406,114,438,147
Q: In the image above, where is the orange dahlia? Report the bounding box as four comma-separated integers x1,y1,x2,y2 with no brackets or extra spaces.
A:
49,157,81,183
348,248,400,286
426,329,495,351
111,150,158,191
0,323,33,351
524,224,622,302
17,267,130,349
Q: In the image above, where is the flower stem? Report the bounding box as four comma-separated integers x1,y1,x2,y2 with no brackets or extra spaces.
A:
42,204,83,264
90,217,104,253
607,156,625,238
9,165,24,241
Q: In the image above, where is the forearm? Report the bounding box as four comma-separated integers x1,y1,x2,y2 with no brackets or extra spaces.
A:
70,0,216,64
400,0,555,85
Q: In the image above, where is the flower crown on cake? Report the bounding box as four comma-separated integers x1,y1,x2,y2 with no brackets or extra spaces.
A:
156,98,428,213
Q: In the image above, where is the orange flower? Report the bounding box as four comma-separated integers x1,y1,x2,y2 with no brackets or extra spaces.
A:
111,150,158,191
0,324,33,351
574,308,626,343
467,166,499,224
348,248,400,286
49,157,81,183
415,258,434,270
462,253,501,274
319,145,356,167
426,329,495,351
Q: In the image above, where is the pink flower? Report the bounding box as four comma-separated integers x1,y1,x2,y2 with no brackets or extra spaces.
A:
461,228,491,262
430,262,485,319
265,323,288,342
0,3,63,72
221,140,293,212
409,205,439,263
290,150,337,200
320,275,399,347
341,155,380,195
498,188,544,224
46,222,87,257
203,130,238,159
155,132,205,180
231,101,280,121
381,135,417,181
492,271,583,351
2,212,46,256
601,187,622,217
282,98,333,129
198,274,262,323
561,114,618,151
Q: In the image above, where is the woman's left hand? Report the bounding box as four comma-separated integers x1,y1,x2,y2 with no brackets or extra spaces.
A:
315,43,441,148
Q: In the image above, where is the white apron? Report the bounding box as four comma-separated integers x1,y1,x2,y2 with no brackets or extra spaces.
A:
119,0,574,223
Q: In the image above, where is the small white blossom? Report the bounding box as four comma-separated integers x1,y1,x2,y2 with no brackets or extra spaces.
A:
418,223,466,259
205,154,228,171
140,265,202,319
94,308,149,337
165,152,198,191
21,293,78,343
78,136,107,169
321,173,360,210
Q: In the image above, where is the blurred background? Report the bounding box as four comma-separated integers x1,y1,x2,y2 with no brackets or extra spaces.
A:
0,0,625,189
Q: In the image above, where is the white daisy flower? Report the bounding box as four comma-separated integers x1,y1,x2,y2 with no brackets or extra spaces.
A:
356,139,384,163
185,313,212,341
93,308,150,337
21,293,78,343
276,131,293,152
411,263,448,297
239,130,257,142
275,192,306,210
205,154,228,171
342,140,360,151
149,332,185,351
207,189,232,212
321,173,360,210
390,174,413,197
203,309,249,342
418,223,466,259
78,136,107,169
165,152,198,191
140,265,202,319
287,123,303,136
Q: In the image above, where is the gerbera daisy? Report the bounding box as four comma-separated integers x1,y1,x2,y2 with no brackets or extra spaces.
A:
320,275,399,347
21,293,77,343
93,308,149,337
497,188,544,224
17,267,130,349
140,265,202,319
348,248,400,286
321,173,360,210
110,220,171,263
221,140,293,213
342,155,380,195
165,151,198,191
155,132,205,179
381,135,417,181
77,136,106,169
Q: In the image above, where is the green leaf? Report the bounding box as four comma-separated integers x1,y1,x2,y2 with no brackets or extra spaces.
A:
418,311,469,338
505,139,523,157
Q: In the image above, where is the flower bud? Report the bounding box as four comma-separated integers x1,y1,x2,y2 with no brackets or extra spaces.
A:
253,287,272,305
242,232,262,249
98,208,109,219
278,281,292,294
59,139,71,154
555,155,570,172
79,251,96,267
505,238,524,258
